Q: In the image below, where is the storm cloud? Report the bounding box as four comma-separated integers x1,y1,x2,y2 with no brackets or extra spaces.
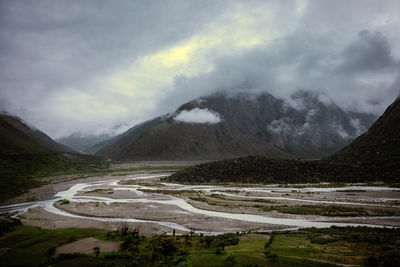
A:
0,0,399,137
169,29,400,114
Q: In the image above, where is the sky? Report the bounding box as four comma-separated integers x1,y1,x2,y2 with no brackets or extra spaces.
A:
0,0,399,138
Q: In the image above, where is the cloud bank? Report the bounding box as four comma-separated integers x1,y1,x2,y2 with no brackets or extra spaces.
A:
174,108,222,124
169,30,400,115
0,0,399,137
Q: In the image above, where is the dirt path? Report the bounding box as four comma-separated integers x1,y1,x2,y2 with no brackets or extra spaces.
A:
55,237,120,256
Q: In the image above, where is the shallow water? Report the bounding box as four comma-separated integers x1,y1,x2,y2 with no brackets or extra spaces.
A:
1,173,399,234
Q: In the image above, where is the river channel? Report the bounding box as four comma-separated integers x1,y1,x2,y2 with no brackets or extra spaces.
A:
1,173,399,235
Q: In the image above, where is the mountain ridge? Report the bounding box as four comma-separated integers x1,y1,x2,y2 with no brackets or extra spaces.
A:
0,112,74,154
331,97,400,162
166,97,400,184
0,111,108,201
92,90,376,161
56,132,112,154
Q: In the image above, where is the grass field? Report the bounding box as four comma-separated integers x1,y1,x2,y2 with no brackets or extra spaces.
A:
0,221,399,266
225,234,270,266
266,227,400,266
0,224,105,266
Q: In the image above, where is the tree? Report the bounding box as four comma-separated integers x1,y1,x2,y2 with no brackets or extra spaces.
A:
205,236,212,248
222,253,236,267
93,247,100,256
160,238,176,257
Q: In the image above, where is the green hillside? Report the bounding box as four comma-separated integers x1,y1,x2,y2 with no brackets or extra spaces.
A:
0,112,109,201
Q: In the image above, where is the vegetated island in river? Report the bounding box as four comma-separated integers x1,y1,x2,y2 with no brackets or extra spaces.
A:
165,156,399,184
167,97,400,184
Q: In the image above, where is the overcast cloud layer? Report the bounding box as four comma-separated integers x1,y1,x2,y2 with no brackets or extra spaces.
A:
0,0,399,138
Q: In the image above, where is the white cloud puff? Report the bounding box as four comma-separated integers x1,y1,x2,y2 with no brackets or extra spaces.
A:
174,108,222,124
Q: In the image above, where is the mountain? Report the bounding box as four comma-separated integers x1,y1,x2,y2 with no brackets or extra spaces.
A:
56,132,112,154
0,112,108,201
91,116,166,157
167,97,400,184
331,97,400,163
93,91,376,161
0,112,74,154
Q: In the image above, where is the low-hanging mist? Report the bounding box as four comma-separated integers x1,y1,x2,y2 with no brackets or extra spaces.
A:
174,108,222,124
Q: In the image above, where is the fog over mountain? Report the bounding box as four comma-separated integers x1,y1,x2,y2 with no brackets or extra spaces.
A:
92,90,376,161
169,97,400,184
56,132,112,153
0,0,399,138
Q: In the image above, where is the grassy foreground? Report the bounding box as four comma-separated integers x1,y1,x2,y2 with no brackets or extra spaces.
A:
0,219,399,267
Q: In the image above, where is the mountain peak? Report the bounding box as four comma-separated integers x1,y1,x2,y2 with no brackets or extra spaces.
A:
92,90,376,161
0,113,74,155
332,96,400,162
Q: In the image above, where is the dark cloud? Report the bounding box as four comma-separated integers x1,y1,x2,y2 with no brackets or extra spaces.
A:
164,29,400,115
340,30,397,73
0,0,399,137
0,0,225,136
0,0,223,86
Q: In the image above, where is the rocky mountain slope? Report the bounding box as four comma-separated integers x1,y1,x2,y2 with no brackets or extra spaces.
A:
56,132,112,154
93,91,375,161
167,97,400,184
0,112,74,154
0,112,108,201
331,97,400,163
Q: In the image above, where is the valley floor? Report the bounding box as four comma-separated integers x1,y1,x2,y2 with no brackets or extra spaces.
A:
0,162,399,266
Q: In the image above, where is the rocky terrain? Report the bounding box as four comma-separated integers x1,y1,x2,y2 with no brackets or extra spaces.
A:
331,97,400,163
167,97,400,184
93,91,375,161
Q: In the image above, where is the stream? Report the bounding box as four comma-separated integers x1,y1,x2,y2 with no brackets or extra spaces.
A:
1,173,399,234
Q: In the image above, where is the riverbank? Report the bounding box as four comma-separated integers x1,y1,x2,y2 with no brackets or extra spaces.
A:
0,161,200,205
1,173,399,236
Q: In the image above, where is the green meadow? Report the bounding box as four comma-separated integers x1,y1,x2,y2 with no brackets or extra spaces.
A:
1,220,399,266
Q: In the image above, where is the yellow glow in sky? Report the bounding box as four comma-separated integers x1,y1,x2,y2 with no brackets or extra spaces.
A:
105,2,279,103
296,0,308,16
155,41,197,68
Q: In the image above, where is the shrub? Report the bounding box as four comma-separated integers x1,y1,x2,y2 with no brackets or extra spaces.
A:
46,246,56,256
222,253,236,267
58,199,70,205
